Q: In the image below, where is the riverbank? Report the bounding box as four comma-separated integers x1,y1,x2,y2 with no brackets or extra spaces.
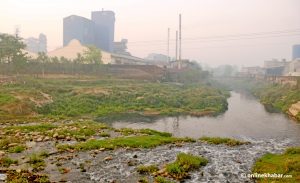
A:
215,78,300,122
0,77,229,120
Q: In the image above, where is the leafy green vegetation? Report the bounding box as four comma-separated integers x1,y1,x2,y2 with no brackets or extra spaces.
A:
165,153,208,180
217,78,300,122
57,135,194,151
199,136,249,146
137,164,159,174
0,78,229,118
0,93,16,105
253,84,300,114
5,123,57,133
0,156,18,167
8,145,26,153
252,147,300,183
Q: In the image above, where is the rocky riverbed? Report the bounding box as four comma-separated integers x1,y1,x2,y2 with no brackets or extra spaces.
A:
0,119,298,183
38,138,294,183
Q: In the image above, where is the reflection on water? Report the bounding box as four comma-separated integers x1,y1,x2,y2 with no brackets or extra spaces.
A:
110,92,300,143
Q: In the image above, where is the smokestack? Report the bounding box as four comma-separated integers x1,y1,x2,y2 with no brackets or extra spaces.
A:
175,30,178,60
179,14,182,69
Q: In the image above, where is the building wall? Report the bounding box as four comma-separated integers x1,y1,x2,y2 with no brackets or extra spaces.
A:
91,11,115,52
63,15,95,46
292,45,300,60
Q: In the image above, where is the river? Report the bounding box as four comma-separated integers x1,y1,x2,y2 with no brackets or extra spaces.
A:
110,91,300,144
90,91,300,182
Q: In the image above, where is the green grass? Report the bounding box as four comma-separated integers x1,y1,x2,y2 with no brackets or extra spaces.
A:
2,121,108,141
0,137,22,150
0,78,229,118
57,135,194,151
155,176,175,183
199,136,249,146
165,153,208,180
5,123,57,133
8,145,26,153
0,93,16,105
0,157,18,167
252,147,300,183
166,153,208,180
28,153,46,172
137,164,159,174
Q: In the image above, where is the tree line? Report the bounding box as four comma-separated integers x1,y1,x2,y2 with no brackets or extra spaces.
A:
0,33,102,75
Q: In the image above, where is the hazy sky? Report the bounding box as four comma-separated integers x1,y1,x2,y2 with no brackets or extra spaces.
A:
1,0,300,66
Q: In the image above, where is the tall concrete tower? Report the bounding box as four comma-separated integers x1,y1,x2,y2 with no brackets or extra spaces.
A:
91,10,115,52
63,15,95,46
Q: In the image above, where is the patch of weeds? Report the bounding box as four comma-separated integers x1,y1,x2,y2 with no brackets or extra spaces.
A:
165,153,208,180
155,176,175,183
28,154,46,172
137,164,159,174
199,136,249,146
252,147,300,183
99,132,110,137
8,145,26,153
0,93,16,105
5,123,57,134
4,169,50,183
58,167,70,174
138,129,172,137
39,151,50,158
57,135,194,151
0,156,18,167
138,177,149,183
79,163,86,172
0,137,22,150
115,128,135,136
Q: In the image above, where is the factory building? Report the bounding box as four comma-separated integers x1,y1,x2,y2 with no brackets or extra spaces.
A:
63,10,115,52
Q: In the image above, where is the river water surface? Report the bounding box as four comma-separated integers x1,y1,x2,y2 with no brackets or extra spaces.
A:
110,91,300,144
89,91,300,182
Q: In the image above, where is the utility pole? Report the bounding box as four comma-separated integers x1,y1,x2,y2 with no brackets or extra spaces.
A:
179,14,182,69
167,28,170,62
175,30,178,61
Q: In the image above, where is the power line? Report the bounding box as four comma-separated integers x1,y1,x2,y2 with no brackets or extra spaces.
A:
127,28,300,45
127,32,300,46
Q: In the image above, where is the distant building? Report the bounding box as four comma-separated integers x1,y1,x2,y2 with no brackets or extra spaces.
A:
241,66,265,76
264,59,288,68
285,59,300,76
24,33,47,53
91,10,115,52
63,10,115,52
63,15,95,47
145,53,169,62
292,45,300,60
144,53,169,67
113,39,130,55
265,66,285,76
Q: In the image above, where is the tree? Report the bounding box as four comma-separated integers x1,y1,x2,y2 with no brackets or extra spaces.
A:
37,52,49,77
0,33,26,64
74,53,84,64
83,46,102,65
